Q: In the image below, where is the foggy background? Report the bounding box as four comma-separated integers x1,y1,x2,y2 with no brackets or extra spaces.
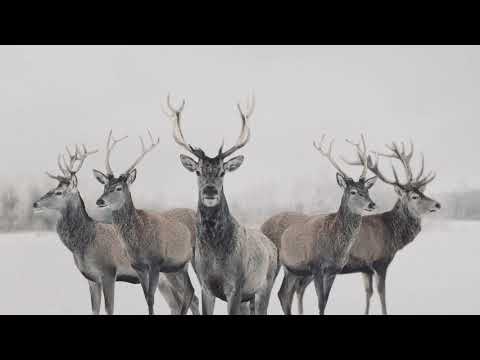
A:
1,45,479,230
0,45,478,314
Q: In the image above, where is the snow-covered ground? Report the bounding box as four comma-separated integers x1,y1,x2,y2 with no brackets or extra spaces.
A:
0,219,477,315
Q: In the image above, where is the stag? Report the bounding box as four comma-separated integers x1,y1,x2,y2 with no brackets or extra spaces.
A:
93,130,195,315
33,145,141,315
276,134,377,315
166,94,279,315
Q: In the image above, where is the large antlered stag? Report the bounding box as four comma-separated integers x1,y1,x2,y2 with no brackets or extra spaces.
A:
166,95,279,315
93,130,196,315
276,134,378,315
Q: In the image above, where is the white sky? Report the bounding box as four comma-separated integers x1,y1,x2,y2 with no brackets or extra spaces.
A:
1,45,478,210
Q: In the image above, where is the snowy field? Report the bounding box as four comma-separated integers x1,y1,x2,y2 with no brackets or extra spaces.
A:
0,219,477,315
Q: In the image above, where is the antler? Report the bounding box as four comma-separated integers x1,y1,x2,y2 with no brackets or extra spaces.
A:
123,130,160,175
218,95,255,159
313,134,349,178
63,144,98,175
366,140,436,189
46,144,98,181
341,134,369,180
105,130,128,176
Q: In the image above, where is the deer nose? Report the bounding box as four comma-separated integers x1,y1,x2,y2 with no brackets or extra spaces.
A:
368,202,376,210
435,202,441,209
96,199,105,207
203,186,218,197
33,202,39,209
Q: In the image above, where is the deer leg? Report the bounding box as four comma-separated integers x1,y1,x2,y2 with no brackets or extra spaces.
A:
374,265,388,315
226,288,243,315
147,268,160,315
178,268,194,315
201,290,216,315
278,269,300,315
158,275,182,315
238,302,251,315
295,275,313,315
313,272,326,315
190,294,200,315
102,274,116,315
322,273,337,313
362,272,373,315
255,282,275,315
88,280,102,315
249,298,256,315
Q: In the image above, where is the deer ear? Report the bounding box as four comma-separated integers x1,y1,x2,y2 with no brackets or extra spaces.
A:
418,184,427,193
224,156,244,173
336,173,347,189
93,169,108,185
126,169,137,185
364,176,377,190
394,185,406,197
180,155,198,172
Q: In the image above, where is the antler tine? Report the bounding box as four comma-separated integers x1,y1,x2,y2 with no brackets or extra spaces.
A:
69,144,98,174
165,94,199,157
124,130,160,175
219,95,254,159
366,153,403,187
343,134,369,179
313,134,349,178
56,154,69,177
105,130,128,176
45,171,64,182
415,153,425,182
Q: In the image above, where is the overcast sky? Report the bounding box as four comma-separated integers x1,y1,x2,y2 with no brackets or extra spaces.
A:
1,45,478,210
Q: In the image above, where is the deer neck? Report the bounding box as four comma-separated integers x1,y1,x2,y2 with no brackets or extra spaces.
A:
196,188,237,254
334,195,363,240
327,194,363,264
111,192,138,242
385,200,422,251
57,192,95,253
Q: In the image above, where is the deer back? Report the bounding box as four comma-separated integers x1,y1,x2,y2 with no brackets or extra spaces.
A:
161,208,197,248
133,209,193,266
261,211,309,250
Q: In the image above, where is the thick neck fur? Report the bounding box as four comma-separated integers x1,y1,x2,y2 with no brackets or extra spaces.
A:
383,199,422,252
56,192,95,254
196,189,237,256
111,192,138,242
323,192,363,264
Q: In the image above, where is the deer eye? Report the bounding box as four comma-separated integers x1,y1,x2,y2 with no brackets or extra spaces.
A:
350,190,357,195
412,195,419,200
55,191,62,196
116,186,123,192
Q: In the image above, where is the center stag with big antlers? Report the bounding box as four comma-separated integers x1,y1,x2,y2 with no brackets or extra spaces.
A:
93,130,197,315
166,95,279,315
274,134,378,315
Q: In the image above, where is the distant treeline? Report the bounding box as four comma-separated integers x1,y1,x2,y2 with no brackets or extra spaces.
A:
0,183,477,233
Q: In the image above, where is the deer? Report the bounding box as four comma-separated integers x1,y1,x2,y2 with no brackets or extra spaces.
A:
289,140,441,315
32,144,141,315
276,134,378,315
93,130,196,315
166,94,279,315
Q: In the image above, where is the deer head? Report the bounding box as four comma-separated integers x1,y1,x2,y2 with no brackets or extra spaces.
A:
314,134,377,215
33,145,98,212
166,94,254,208
362,141,441,217
93,130,159,211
